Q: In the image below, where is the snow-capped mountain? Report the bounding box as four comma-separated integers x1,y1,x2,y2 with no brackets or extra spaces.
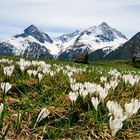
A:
58,22,127,60
0,24,60,58
0,22,128,60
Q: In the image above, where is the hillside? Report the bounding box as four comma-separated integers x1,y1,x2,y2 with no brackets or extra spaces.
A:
105,32,140,60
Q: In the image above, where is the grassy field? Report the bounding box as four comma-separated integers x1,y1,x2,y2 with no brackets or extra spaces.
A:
0,56,140,139
92,60,139,70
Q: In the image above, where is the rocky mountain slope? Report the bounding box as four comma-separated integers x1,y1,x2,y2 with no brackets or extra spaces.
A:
105,32,140,60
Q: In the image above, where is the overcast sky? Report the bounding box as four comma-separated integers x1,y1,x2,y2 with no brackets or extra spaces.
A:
0,0,140,40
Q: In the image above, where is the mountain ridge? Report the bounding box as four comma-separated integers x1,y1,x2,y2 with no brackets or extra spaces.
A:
0,22,130,60
57,22,127,60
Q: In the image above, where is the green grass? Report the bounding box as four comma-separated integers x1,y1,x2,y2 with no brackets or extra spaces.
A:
92,59,140,70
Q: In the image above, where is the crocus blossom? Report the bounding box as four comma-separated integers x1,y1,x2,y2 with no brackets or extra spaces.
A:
34,108,50,127
109,116,123,136
91,97,100,111
1,82,12,94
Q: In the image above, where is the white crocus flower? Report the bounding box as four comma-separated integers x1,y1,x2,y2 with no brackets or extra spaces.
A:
69,92,78,103
104,82,112,91
20,65,25,72
91,97,100,111
0,103,4,118
107,100,124,120
113,107,124,120
110,80,118,90
109,116,123,136
73,83,80,91
82,90,89,99
124,99,140,120
50,71,56,78
1,82,12,94
27,70,33,77
3,65,14,77
107,101,117,116
38,73,44,82
34,108,50,128
32,70,38,77
79,88,88,99
98,88,108,102
100,76,107,83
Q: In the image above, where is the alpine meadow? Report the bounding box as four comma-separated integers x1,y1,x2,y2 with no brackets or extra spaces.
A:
0,57,140,139
0,0,140,139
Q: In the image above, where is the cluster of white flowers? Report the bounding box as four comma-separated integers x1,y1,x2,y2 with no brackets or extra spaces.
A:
67,67,140,136
108,69,140,87
17,58,31,72
124,99,140,120
69,78,119,104
108,69,121,79
0,58,13,64
122,74,140,86
107,99,140,136
0,58,140,137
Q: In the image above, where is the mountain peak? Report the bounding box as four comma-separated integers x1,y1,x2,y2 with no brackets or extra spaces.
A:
99,22,110,27
24,24,42,34
20,24,53,43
